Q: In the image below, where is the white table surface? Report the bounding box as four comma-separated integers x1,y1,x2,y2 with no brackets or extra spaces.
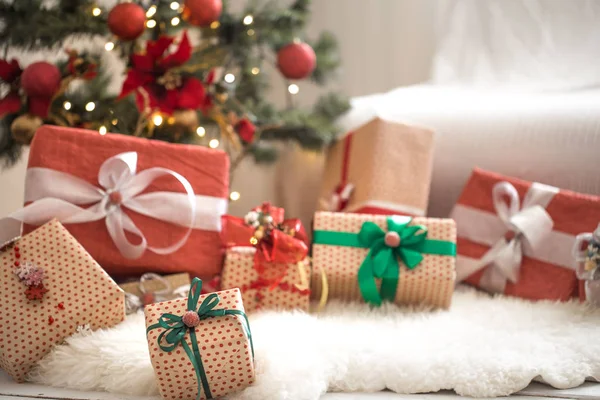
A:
2,372,600,400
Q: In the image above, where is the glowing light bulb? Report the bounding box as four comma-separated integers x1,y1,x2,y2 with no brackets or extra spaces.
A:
288,84,299,94
146,5,157,17
251,67,260,75
209,139,219,148
105,42,115,51
170,1,180,10
146,19,157,28
196,126,206,137
243,15,253,25
85,102,96,112
224,73,235,83
171,17,180,26
210,21,220,29
229,191,241,201
92,7,101,16
153,114,163,126
99,126,107,135
247,29,255,36
63,101,72,110
112,119,118,125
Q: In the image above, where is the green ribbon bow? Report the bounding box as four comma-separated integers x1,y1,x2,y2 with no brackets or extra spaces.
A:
313,216,456,306
147,278,254,400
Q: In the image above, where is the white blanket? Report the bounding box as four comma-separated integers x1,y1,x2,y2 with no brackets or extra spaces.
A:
29,286,600,399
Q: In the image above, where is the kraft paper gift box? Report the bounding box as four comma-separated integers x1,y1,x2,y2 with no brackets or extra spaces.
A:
450,168,600,301
145,278,254,400
311,211,457,308
0,219,125,382
221,247,311,313
318,117,435,217
1,125,229,280
220,203,311,313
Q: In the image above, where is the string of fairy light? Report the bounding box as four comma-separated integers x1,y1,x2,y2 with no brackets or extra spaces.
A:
72,2,304,203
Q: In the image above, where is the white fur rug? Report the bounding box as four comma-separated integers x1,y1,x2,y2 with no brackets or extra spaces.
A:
29,286,600,399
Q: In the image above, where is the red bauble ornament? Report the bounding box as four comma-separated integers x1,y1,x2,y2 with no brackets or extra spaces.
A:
21,62,61,99
184,0,222,27
277,41,316,80
107,3,146,41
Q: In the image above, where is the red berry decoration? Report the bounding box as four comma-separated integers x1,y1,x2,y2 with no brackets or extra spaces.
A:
235,118,256,143
107,3,146,41
182,311,200,328
184,0,222,27
277,41,316,80
21,62,61,99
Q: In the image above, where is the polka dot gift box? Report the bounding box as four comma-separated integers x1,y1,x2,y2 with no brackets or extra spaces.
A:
220,203,311,313
221,247,311,313
145,278,255,400
0,219,125,382
311,212,457,309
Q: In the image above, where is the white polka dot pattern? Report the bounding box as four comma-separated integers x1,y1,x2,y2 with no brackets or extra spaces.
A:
311,212,456,309
0,219,125,382
144,288,255,400
221,247,310,314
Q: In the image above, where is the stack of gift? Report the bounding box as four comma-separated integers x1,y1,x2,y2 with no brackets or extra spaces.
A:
0,125,235,384
221,203,311,313
450,168,600,302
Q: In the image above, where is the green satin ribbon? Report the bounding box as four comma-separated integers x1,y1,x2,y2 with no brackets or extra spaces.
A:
147,278,254,400
313,216,456,306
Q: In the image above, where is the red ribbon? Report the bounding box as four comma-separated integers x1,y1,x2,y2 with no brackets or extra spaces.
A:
221,203,309,289
331,133,354,211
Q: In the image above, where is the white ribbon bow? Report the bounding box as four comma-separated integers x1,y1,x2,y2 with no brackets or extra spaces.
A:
319,182,354,212
0,152,226,259
475,181,555,293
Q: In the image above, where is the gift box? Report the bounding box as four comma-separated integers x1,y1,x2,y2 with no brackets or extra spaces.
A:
311,211,457,308
450,168,600,301
318,117,435,217
221,247,310,313
1,125,229,280
0,219,125,382
220,203,311,313
145,278,254,400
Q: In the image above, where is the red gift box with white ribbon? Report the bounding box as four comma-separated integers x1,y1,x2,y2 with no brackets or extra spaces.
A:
0,126,229,280
450,168,600,301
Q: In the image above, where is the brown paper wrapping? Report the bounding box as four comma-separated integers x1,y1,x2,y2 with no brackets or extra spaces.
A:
221,247,310,313
319,118,435,216
0,219,125,382
311,211,456,309
144,288,254,400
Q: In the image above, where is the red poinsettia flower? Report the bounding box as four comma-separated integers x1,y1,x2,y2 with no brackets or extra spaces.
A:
118,32,206,115
0,59,23,117
235,118,256,143
66,50,98,80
